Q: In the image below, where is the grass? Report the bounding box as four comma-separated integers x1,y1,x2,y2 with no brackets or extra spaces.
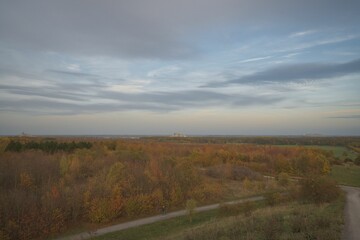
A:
330,165,360,187
92,200,266,240
92,190,344,240
310,145,357,160
280,145,358,160
164,197,345,240
92,209,218,240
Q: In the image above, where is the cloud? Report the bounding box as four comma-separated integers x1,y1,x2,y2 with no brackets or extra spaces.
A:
1,0,359,59
206,58,360,86
46,69,100,78
238,56,272,63
0,66,108,92
1,66,286,114
327,115,360,119
0,84,89,101
290,30,317,38
147,66,181,78
0,80,284,114
279,35,359,53
0,99,177,115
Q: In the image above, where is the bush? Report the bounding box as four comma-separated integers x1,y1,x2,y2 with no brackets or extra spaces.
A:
299,176,341,204
218,200,255,217
179,201,344,240
277,172,290,187
263,214,283,240
265,192,283,206
355,155,360,166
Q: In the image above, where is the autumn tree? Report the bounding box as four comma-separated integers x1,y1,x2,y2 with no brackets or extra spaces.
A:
186,199,197,222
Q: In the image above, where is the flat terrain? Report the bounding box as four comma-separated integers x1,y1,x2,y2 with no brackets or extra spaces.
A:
280,145,358,160
331,165,360,187
308,146,357,160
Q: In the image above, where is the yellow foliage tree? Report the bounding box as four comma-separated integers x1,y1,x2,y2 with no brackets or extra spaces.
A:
19,172,34,189
322,159,331,175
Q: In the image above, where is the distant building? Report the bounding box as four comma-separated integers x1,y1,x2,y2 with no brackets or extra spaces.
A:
171,132,187,137
20,132,28,137
20,132,33,138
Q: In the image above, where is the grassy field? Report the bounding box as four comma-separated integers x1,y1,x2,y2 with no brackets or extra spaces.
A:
92,195,345,240
92,209,218,240
92,201,266,240
330,165,360,187
310,146,357,159
280,145,358,160
162,199,345,240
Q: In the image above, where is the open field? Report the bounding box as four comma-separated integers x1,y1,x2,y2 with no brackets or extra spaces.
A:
331,165,360,187
303,145,358,160
279,145,358,160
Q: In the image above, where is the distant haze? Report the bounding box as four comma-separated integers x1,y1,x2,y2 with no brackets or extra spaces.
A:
0,0,359,135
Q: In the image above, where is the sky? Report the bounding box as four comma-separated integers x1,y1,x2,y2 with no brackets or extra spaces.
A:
0,0,359,136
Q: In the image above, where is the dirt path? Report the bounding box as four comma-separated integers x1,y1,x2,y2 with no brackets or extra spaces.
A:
55,196,264,240
341,186,360,240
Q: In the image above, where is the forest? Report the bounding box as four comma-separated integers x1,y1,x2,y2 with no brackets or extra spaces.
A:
0,136,358,240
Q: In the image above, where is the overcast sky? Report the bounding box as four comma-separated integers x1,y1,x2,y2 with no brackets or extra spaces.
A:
0,0,359,135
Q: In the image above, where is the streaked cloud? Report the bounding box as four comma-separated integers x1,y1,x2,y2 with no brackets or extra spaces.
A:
290,30,317,38
0,85,284,115
147,66,181,78
327,115,360,119
238,56,272,63
46,69,101,79
206,58,360,86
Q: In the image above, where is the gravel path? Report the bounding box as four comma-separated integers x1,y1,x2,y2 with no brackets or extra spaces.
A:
341,186,360,240
55,196,264,240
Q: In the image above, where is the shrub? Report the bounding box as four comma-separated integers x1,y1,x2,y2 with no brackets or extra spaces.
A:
263,214,283,240
265,192,282,206
299,176,340,204
277,172,290,187
179,201,344,240
355,155,360,166
87,197,115,223
218,200,255,217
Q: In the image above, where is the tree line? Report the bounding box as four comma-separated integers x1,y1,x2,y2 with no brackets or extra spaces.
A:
5,140,92,153
144,136,360,146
